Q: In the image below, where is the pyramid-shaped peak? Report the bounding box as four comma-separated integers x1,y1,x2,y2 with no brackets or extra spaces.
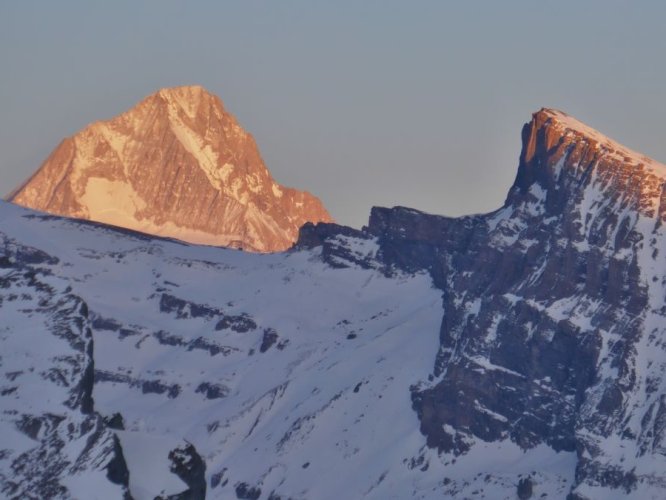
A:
9,85,332,252
152,85,224,118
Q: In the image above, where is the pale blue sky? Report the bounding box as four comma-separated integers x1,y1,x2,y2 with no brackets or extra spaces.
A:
2,1,665,227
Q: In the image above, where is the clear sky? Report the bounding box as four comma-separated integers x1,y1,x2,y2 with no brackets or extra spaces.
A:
2,1,665,228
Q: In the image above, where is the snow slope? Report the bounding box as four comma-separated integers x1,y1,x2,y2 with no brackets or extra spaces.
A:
0,201,574,499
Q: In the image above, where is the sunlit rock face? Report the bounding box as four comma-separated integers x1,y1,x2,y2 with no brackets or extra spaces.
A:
10,85,332,252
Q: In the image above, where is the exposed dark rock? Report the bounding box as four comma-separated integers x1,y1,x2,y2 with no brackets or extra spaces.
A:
91,315,123,331
104,412,125,430
195,382,229,400
94,370,181,399
16,414,43,440
267,493,296,500
75,307,95,415
276,339,289,350
0,235,59,266
295,222,378,269
166,442,207,500
517,477,533,499
106,434,130,490
159,294,258,337
260,328,279,353
214,313,257,333
187,337,234,357
152,330,235,356
90,314,140,339
295,222,366,250
160,293,222,320
91,313,141,339
235,482,261,500
154,329,187,347
1,386,17,396
210,468,227,489
142,380,180,399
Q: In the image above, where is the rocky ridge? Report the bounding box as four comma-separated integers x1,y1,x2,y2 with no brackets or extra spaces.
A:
9,86,332,252
2,108,665,499
301,108,666,498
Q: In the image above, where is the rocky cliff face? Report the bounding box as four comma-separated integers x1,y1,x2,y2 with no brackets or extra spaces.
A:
347,108,666,498
9,86,332,252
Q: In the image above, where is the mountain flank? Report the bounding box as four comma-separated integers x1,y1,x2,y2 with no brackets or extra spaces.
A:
9,85,332,252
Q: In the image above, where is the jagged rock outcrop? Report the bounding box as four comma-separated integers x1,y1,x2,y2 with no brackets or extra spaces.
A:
9,85,332,252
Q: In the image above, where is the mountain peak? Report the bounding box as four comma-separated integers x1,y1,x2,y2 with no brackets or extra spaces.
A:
524,108,664,170
154,85,218,116
10,87,332,252
531,107,613,139
532,107,600,135
509,108,666,217
157,84,208,98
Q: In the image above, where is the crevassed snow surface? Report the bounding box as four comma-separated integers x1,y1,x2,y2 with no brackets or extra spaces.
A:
0,202,576,499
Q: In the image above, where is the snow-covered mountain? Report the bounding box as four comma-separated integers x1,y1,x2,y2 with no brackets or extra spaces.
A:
2,108,666,499
8,86,332,252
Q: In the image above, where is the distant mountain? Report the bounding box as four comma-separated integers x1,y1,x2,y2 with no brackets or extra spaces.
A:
1,108,665,499
9,85,332,252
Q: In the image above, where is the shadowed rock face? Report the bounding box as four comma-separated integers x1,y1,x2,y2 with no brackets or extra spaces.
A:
166,443,207,500
10,85,332,252
299,108,666,497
